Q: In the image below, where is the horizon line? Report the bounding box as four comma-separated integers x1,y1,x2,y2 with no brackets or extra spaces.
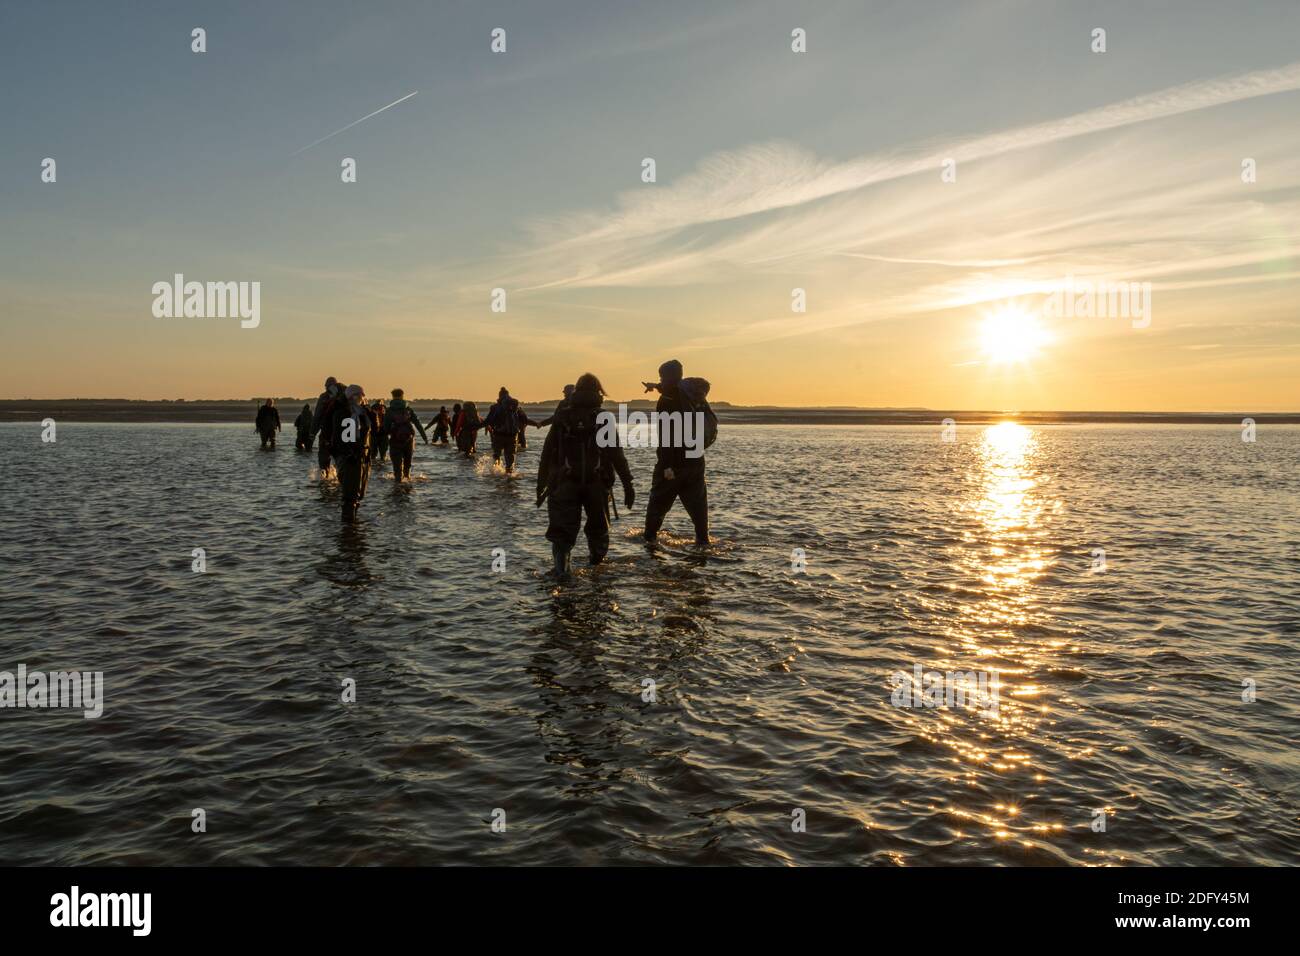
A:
1,398,1297,417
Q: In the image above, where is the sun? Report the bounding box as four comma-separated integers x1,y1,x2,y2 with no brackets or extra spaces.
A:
979,305,1051,364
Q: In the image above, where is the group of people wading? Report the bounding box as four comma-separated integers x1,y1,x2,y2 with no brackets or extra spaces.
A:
254,359,715,576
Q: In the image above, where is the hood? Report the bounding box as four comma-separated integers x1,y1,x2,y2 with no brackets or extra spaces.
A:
569,385,603,412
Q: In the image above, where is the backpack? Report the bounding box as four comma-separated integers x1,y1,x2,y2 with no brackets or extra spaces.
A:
317,394,339,440
332,406,370,461
679,377,718,450
492,399,519,435
388,407,414,446
553,403,606,484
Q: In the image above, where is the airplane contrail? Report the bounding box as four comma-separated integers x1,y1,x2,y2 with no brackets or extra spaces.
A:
291,90,419,157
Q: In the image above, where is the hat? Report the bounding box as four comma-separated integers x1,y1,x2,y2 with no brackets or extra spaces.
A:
345,384,364,401
658,359,683,386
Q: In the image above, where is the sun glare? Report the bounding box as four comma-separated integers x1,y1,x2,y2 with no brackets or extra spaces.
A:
979,306,1050,364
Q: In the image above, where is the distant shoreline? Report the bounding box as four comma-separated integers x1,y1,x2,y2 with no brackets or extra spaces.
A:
1,400,1296,425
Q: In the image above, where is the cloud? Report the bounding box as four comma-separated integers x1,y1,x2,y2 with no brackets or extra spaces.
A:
527,61,1300,252
447,60,1300,355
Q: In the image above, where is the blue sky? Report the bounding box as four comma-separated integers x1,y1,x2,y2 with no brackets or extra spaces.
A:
2,0,1298,408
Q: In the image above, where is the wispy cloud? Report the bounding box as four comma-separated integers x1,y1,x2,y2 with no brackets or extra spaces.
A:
455,61,1300,354
525,62,1300,252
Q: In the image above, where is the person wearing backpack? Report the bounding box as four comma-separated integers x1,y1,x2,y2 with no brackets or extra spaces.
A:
484,386,522,473
454,401,486,457
293,403,314,451
641,359,714,546
514,404,538,452
312,376,344,476
430,406,452,445
370,399,389,466
383,387,430,481
537,373,635,576
255,398,281,448
329,384,374,522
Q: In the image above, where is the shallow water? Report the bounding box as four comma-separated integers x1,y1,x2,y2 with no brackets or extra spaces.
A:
0,422,1296,866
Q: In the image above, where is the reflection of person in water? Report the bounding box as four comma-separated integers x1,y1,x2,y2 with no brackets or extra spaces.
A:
527,588,626,789
316,520,375,590
525,567,716,810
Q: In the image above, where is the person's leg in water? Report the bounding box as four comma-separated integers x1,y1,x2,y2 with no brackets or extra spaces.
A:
643,462,681,542
582,482,611,564
503,435,516,473
490,430,505,465
387,436,404,480
399,442,413,480
317,438,332,476
339,456,362,521
677,462,710,545
545,480,582,576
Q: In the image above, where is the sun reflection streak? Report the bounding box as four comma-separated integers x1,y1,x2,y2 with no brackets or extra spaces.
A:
892,422,1075,854
969,422,1050,600
924,422,1070,849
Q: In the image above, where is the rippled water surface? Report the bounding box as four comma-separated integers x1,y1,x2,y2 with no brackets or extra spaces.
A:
1,422,1297,866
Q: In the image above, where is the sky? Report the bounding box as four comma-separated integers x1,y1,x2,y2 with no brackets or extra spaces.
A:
1,0,1297,410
